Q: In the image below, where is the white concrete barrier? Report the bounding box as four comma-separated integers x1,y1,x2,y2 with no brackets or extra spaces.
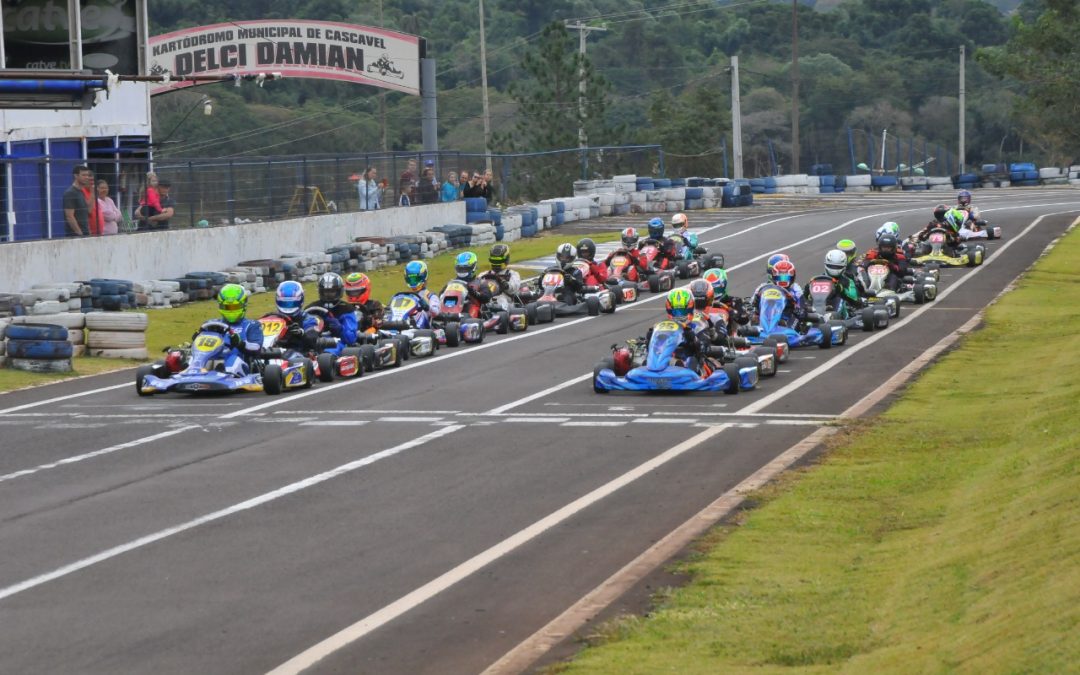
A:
0,202,464,292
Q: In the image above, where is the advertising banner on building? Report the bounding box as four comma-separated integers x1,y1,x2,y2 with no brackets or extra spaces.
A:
149,20,422,96
2,0,140,74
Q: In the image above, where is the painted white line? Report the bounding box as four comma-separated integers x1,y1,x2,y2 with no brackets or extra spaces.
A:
654,411,835,418
561,421,626,427
632,417,698,424
0,426,199,485
502,417,571,424
266,424,733,675
0,425,464,603
298,421,369,427
765,419,828,426
302,409,461,415
0,382,128,415
484,374,593,415
376,416,445,423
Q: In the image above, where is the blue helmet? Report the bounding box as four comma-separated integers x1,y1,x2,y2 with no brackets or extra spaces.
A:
274,280,304,317
455,251,478,281
647,217,664,240
404,260,429,292
766,253,789,276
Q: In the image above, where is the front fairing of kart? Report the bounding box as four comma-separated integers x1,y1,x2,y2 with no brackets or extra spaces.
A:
595,363,735,391
141,370,263,394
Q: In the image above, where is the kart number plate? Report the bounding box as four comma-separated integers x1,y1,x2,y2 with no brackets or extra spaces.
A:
656,320,680,332
810,281,832,294
542,273,564,288
763,288,784,300
390,296,417,310
446,281,468,294
261,320,285,336
930,233,945,244
194,335,223,351
868,265,889,277
611,255,629,268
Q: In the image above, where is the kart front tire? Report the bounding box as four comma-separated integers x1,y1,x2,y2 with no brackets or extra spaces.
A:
359,344,376,371
302,359,315,388
722,362,741,394
495,312,510,335
586,296,600,316
647,274,661,294
317,353,336,382
525,302,538,326
818,323,833,349
135,365,155,397
593,357,613,394
444,322,461,347
264,364,284,395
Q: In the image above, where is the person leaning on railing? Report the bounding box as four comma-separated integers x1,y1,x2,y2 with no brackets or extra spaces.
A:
358,166,380,211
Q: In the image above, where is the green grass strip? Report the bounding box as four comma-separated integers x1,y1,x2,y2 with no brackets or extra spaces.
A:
556,228,1080,673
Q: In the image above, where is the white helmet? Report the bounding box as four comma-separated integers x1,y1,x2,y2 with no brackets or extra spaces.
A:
876,221,900,241
555,242,577,265
671,212,688,229
824,249,848,278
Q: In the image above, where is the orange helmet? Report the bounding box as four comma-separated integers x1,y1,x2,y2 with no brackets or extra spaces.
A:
344,272,372,305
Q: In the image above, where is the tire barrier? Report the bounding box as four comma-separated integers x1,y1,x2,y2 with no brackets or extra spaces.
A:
3,320,80,372
85,312,149,360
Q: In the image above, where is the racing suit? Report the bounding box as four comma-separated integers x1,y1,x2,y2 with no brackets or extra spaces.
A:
709,294,750,338
199,317,262,376
353,299,385,334
578,256,610,285
811,275,865,312
603,247,654,279
479,268,523,298
305,300,359,346
643,319,708,371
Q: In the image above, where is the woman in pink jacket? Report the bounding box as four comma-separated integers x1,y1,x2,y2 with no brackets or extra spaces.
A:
97,180,123,235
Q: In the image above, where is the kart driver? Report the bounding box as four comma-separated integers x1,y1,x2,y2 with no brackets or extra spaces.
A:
401,260,442,318
543,243,589,304
344,272,384,333
643,288,709,370
306,272,359,346
640,217,681,270
576,238,610,284
265,280,321,353
478,243,522,296
702,267,750,335
818,249,869,311
750,259,806,327
205,283,263,376
603,227,655,278
860,233,915,287
955,190,990,240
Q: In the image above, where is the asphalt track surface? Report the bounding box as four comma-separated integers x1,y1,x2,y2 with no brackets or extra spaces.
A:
1,189,1077,674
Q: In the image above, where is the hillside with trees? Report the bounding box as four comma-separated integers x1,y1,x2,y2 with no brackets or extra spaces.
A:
149,0,1075,173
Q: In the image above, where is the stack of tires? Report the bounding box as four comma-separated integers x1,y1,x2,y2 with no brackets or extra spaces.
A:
88,278,135,311
684,186,704,210
86,312,149,360
1008,163,1039,187
819,175,837,193
952,172,980,190
636,176,655,192
4,322,74,373
465,197,489,223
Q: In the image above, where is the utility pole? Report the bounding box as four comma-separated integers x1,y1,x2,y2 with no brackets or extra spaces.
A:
731,55,744,180
790,0,800,174
479,0,493,173
959,44,966,173
565,21,608,151
378,0,387,152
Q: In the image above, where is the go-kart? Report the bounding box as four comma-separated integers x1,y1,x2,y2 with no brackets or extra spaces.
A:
261,309,364,383
603,248,675,296
860,259,938,311
743,284,847,349
530,267,615,317
671,232,724,273
805,275,890,332
376,292,444,357
638,240,685,278
432,279,489,345
569,260,631,307
695,306,783,377
963,207,1003,239
477,272,554,325
136,320,285,396
592,320,757,393
907,228,984,267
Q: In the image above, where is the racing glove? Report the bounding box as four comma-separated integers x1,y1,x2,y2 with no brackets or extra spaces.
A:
228,331,242,349
324,315,343,336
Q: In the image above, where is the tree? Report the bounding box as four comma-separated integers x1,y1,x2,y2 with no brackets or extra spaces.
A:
976,0,1080,162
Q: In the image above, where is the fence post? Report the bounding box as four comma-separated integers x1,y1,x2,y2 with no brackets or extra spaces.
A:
187,161,195,228
267,159,275,220
227,160,236,225
658,147,666,178
391,155,398,205
721,138,729,178
335,157,342,211
301,157,309,214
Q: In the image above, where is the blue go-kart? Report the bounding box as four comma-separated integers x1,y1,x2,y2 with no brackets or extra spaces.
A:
593,320,758,393
742,284,846,350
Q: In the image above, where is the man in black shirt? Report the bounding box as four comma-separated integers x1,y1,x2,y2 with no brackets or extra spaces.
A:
62,165,95,237
146,180,176,230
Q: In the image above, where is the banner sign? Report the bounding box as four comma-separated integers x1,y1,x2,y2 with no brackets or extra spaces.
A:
148,20,421,96
3,0,140,74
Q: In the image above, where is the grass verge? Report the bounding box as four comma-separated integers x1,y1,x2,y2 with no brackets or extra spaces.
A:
1,230,619,394
553,228,1080,673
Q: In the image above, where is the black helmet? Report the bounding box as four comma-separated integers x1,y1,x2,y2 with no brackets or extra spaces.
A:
933,204,948,222
576,238,597,261
877,234,898,258
317,272,344,304
489,243,510,271
688,278,714,310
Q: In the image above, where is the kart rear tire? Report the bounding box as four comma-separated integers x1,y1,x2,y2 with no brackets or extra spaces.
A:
524,302,538,326
913,284,926,304
722,362,741,394
316,353,336,382
706,253,726,270
861,307,876,332
135,364,155,397
537,303,555,324
359,344,376,371
818,323,833,349
601,294,617,314
593,357,613,394
495,311,509,335
586,296,600,316
647,274,660,294
395,335,411,360
444,322,461,347
263,364,284,396
303,359,315,388
676,260,691,279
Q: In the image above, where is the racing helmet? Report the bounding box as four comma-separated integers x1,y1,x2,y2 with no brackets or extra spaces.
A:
766,253,790,276
489,243,510,272
772,260,797,289
876,221,900,241
344,273,372,305
671,212,688,230
275,280,305,316
621,227,640,248
933,204,949,222
317,272,344,304
702,267,728,297
576,238,597,261
944,208,966,232
824,249,848,278
688,278,715,310
455,251,478,281
837,239,858,264
647,217,665,240
877,234,899,259
217,283,249,323
555,243,577,265
665,288,694,322
957,189,972,207
404,260,429,292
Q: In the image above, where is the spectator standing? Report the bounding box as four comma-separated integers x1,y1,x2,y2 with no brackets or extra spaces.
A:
463,171,483,199
416,167,438,204
398,159,417,206
145,179,175,230
62,165,96,237
457,170,470,199
481,169,495,203
358,166,380,211
441,171,459,202
97,179,122,235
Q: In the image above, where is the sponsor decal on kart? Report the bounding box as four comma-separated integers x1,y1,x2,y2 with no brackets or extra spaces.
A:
194,335,223,351
763,288,785,301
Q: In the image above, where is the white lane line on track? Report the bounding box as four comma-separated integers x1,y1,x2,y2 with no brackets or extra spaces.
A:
0,382,128,415
0,424,464,603
265,423,734,675
298,421,369,427
562,421,625,427
0,426,198,485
